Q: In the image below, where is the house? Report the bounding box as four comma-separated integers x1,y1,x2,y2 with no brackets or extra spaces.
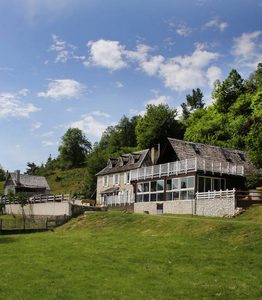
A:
96,147,159,206
131,138,255,216
4,170,50,196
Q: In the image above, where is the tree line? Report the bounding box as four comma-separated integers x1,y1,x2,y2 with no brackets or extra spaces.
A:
1,64,261,197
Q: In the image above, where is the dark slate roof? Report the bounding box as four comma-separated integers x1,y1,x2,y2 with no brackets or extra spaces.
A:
167,138,254,172
96,149,151,176
6,173,50,190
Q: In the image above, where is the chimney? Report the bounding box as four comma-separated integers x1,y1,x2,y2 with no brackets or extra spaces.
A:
15,170,20,184
150,144,160,164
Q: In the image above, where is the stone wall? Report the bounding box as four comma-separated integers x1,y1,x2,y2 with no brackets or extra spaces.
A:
134,197,235,217
5,202,72,216
195,198,235,217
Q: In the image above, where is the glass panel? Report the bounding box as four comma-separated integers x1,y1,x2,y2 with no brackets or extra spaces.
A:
166,179,172,191
172,178,179,190
136,194,143,202
198,177,204,192
144,182,149,192
150,193,157,202
188,177,195,188
151,181,157,192
173,191,179,200
206,177,212,192
180,190,188,200
188,190,194,199
181,177,187,189
166,192,172,201
157,193,164,201
214,178,221,191
156,180,164,191
137,183,143,193
144,194,149,202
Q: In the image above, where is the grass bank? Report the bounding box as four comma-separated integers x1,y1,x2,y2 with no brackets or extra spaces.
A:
0,210,262,299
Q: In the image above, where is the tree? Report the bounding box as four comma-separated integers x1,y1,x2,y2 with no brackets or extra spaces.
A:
136,104,185,149
99,116,139,154
25,162,38,175
0,165,6,181
181,88,205,120
58,128,92,169
213,69,245,113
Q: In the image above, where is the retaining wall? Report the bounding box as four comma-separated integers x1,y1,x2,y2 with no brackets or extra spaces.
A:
5,202,72,216
134,197,235,217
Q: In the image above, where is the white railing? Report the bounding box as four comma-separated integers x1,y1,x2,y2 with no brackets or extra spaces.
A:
195,189,235,201
105,194,134,206
130,158,244,181
28,194,71,203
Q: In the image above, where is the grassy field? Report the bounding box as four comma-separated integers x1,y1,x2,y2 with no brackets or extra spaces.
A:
0,210,262,299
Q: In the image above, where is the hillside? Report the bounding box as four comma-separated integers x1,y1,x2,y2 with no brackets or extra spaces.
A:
0,211,262,299
44,167,87,195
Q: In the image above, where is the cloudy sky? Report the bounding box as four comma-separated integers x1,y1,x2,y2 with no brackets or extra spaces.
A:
0,0,261,172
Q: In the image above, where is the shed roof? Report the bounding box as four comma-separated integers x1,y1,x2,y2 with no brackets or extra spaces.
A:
5,173,50,190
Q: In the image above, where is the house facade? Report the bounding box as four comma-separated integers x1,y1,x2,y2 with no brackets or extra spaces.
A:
4,170,51,196
96,148,158,206
131,138,254,215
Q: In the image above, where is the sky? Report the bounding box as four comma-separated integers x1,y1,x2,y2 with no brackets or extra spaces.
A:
0,0,261,172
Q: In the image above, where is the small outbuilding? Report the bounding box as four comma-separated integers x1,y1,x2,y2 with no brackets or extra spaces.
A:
4,170,50,196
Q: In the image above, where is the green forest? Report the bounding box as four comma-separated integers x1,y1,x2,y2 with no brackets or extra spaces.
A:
1,64,261,197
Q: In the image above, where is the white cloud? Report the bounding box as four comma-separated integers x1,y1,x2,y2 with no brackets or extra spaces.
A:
206,65,222,87
204,18,228,32
85,39,127,71
49,34,85,63
232,31,262,68
90,111,110,118
42,141,57,147
18,88,30,96
140,55,165,76
0,92,40,118
176,24,193,37
31,122,42,130
70,115,108,139
158,48,220,91
41,131,54,137
115,81,124,88
145,95,170,106
84,39,220,91
38,79,85,100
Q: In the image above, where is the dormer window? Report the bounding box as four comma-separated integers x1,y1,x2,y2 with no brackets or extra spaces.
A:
118,157,124,166
238,152,246,161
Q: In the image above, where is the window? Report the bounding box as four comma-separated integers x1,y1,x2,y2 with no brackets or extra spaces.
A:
198,176,227,192
124,172,131,184
103,175,109,187
113,174,119,185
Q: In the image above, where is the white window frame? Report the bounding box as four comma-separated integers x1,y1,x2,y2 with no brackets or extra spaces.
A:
113,173,120,186
103,175,109,187
124,171,131,184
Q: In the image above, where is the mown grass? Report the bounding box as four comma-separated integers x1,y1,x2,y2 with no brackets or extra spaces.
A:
0,210,262,299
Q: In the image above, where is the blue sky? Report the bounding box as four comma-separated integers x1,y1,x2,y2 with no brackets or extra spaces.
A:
0,0,261,172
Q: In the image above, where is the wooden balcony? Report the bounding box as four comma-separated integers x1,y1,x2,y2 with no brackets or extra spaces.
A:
130,158,245,181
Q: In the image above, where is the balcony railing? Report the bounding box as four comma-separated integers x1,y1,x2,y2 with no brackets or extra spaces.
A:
130,158,245,181
105,194,135,206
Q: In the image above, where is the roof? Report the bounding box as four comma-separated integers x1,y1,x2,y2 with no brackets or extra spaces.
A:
167,138,254,172
100,187,119,194
96,149,151,176
5,173,50,190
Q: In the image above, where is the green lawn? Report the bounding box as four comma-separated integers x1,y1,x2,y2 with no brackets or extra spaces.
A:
0,210,262,299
